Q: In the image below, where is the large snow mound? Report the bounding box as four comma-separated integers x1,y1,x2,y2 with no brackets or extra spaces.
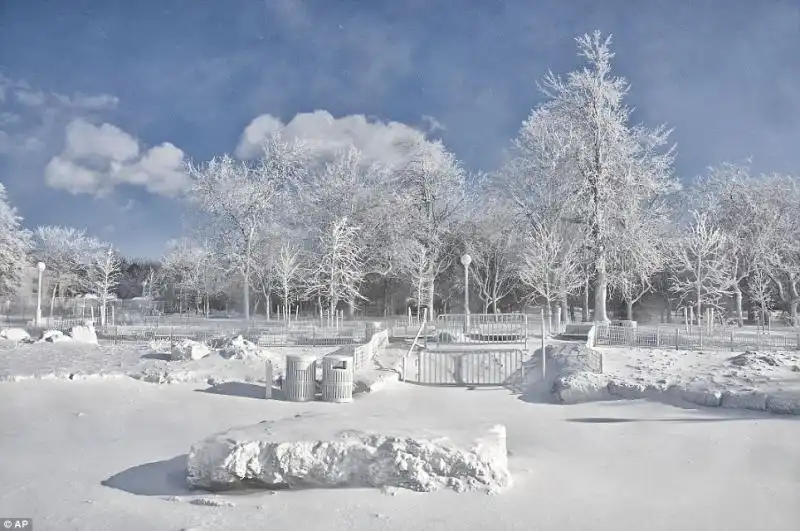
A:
186,414,511,494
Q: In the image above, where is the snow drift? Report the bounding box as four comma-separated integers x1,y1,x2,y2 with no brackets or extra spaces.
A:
70,324,98,344
39,330,73,343
186,415,511,494
0,328,32,342
550,348,800,415
169,339,211,361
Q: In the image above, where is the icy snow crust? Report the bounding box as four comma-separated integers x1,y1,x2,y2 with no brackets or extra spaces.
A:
187,413,510,493
551,346,800,415
0,337,337,384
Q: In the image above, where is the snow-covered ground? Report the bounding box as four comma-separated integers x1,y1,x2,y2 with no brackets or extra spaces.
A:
1,378,798,531
0,337,341,384
554,344,800,413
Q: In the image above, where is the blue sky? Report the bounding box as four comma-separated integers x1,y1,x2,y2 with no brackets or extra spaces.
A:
1,0,799,258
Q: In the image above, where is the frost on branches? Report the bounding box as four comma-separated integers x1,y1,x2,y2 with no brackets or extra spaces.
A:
504,31,676,322
273,241,304,322
305,216,366,322
0,184,31,298
186,133,308,321
668,211,735,329
33,226,104,318
393,137,466,318
90,245,121,327
464,187,520,315
519,224,583,329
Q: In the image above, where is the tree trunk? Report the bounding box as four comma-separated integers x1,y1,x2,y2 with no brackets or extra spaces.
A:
49,281,58,318
427,276,435,321
593,254,609,322
791,281,800,327
560,294,569,324
626,300,633,321
582,279,590,322
733,284,744,327
544,302,552,334
483,300,489,314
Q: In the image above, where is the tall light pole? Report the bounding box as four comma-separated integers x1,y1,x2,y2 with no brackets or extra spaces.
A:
36,261,46,327
461,253,471,333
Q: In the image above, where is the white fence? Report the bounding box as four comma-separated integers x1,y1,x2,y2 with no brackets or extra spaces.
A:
595,323,800,351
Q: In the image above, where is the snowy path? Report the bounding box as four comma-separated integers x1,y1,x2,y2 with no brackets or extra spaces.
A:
1,379,798,531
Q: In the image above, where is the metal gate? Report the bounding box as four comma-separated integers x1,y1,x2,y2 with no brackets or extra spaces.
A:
407,348,532,386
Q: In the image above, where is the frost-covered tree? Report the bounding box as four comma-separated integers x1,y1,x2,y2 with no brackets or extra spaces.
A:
301,145,391,313
507,31,676,322
748,265,774,327
160,239,221,315
668,211,735,325
33,225,102,315
273,240,304,321
691,163,785,326
464,189,520,314
186,133,308,320
393,137,466,318
0,184,32,298
608,199,670,320
90,245,121,326
396,238,434,319
519,225,584,328
305,217,366,320
756,174,800,327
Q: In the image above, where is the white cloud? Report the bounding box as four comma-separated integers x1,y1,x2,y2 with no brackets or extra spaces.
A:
0,73,121,159
15,89,46,107
116,142,189,196
44,155,102,195
235,110,425,166
54,92,120,111
44,119,189,197
64,119,139,162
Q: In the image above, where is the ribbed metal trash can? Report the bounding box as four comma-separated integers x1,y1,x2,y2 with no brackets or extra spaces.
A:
283,354,317,402
321,354,354,403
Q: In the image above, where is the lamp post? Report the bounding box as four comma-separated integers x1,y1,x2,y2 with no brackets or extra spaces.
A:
461,253,471,333
36,261,46,327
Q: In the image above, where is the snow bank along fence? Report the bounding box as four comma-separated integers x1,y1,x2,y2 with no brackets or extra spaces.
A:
594,322,800,351
28,318,373,347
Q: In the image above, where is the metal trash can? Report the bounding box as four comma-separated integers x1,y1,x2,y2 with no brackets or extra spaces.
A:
321,354,354,403
283,354,317,402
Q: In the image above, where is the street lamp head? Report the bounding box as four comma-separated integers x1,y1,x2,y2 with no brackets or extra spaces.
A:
460,254,471,267
37,261,46,272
